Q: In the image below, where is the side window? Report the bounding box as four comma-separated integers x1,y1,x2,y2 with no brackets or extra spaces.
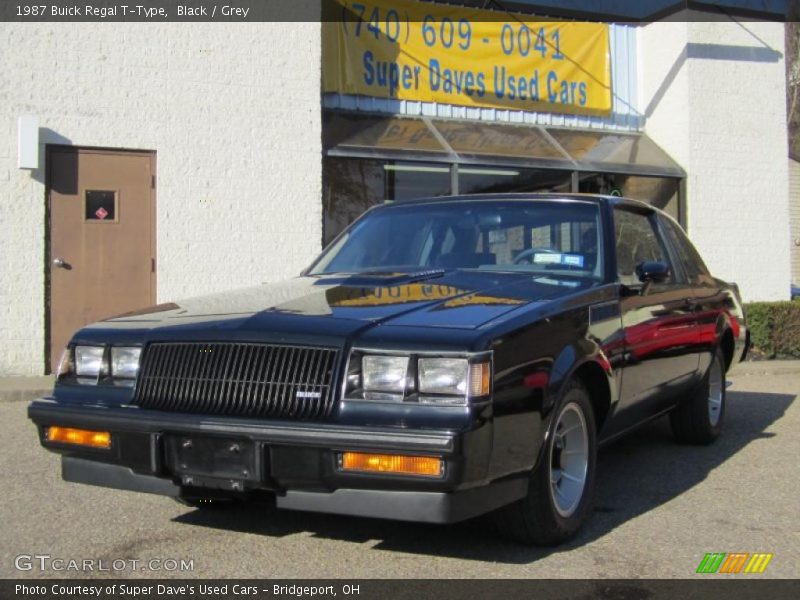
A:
613,208,673,286
661,217,713,285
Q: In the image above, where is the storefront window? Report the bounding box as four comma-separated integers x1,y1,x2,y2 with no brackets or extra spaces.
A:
578,173,680,220
458,167,572,195
323,158,451,245
324,158,683,247
322,112,686,242
385,162,451,200
617,175,679,219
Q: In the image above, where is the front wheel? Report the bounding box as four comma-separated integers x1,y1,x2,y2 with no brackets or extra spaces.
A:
670,346,726,445
494,379,597,546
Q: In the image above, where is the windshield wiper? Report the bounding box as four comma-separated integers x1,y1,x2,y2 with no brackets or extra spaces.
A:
395,268,447,283
317,269,447,286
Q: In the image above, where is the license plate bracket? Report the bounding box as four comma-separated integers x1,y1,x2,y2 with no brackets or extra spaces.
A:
165,435,258,488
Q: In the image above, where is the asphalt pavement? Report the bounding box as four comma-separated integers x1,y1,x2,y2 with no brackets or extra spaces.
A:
2,362,797,579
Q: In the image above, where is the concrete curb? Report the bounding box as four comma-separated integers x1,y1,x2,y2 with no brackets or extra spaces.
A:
0,389,53,403
734,360,800,376
0,376,54,403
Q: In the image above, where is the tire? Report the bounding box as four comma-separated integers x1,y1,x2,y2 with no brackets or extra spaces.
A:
494,379,597,546
670,346,726,445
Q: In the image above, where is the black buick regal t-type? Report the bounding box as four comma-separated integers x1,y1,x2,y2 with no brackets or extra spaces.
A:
30,194,749,545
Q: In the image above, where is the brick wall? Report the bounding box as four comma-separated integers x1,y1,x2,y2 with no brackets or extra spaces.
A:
0,19,322,375
0,14,792,373
639,18,791,302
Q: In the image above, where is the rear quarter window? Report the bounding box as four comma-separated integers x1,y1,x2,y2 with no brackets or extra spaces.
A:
661,217,714,285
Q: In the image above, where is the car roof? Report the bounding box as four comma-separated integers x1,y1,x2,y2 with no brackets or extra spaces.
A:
385,192,658,214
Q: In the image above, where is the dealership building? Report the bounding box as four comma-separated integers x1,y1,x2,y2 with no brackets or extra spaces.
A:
0,0,793,375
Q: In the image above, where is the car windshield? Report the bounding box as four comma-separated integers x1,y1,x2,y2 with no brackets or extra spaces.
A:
309,199,604,281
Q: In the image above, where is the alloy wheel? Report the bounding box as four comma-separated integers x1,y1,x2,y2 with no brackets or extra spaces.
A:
549,402,589,518
708,357,724,427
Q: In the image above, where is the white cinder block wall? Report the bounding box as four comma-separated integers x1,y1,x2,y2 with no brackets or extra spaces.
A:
790,158,800,285
639,18,791,302
0,20,322,375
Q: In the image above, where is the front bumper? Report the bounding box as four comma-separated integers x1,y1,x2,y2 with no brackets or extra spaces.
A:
61,457,526,523
29,398,525,523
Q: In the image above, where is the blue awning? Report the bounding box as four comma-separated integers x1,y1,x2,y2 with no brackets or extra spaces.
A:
434,0,787,21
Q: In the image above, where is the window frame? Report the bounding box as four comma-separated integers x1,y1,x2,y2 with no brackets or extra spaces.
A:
82,189,120,224
658,214,713,286
611,204,679,287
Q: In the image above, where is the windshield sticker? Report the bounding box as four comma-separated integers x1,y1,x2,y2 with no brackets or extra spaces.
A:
533,253,585,267
563,254,585,267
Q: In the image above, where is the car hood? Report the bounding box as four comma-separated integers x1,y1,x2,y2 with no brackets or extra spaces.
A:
82,270,592,342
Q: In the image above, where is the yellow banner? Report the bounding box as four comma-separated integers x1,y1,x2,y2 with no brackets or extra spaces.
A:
323,0,612,115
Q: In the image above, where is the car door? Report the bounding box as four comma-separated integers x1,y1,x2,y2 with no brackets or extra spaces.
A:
606,205,700,436
659,214,726,375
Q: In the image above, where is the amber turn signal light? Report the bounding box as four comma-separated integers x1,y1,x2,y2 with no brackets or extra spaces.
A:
469,361,491,397
46,426,111,449
340,452,444,477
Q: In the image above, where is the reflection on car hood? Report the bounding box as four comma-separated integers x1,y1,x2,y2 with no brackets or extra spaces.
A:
92,271,590,334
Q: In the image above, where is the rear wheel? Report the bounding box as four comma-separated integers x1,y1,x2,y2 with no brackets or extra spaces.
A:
670,346,726,445
494,379,597,546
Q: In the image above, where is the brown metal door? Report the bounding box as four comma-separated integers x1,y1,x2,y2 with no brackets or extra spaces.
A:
48,147,155,371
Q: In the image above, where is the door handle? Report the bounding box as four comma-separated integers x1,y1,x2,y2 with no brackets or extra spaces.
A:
685,298,697,311
52,257,70,270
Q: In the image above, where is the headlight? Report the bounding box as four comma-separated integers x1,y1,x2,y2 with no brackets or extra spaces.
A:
347,352,491,405
111,347,142,379
362,355,409,395
59,344,142,385
75,346,106,379
56,347,74,380
418,358,469,398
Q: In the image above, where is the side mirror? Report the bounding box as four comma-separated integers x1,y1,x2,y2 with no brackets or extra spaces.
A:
635,261,671,284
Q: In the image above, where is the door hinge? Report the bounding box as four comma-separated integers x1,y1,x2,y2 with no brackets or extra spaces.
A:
151,174,156,189
151,258,156,273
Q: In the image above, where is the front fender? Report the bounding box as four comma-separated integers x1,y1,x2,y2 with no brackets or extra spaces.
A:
485,292,622,481
533,346,617,472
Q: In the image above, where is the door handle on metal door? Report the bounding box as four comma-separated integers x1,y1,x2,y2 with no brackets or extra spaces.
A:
52,257,71,270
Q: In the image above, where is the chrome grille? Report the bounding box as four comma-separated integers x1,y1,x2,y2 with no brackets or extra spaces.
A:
134,342,339,420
